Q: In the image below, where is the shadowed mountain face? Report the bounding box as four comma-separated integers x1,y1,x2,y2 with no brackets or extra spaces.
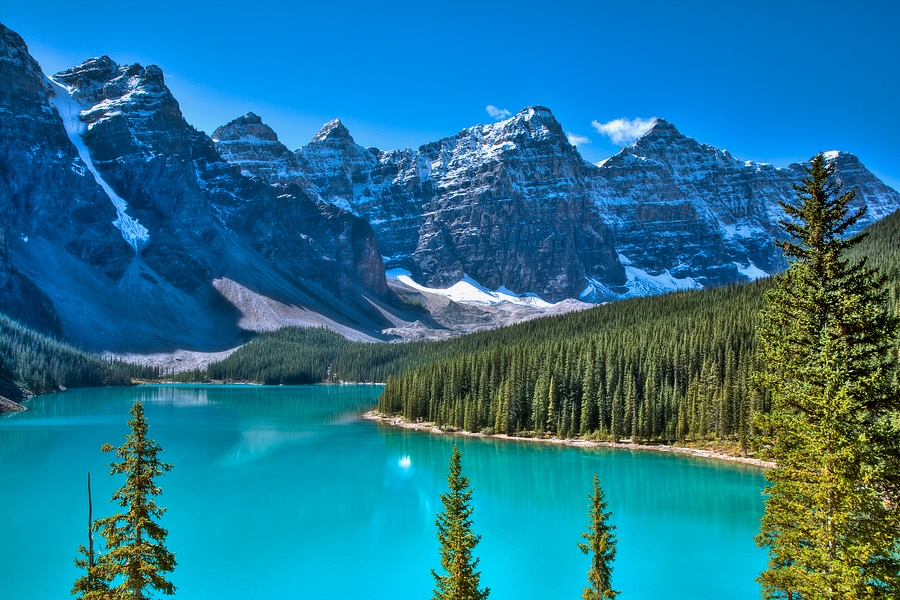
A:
0,23,389,352
215,111,900,303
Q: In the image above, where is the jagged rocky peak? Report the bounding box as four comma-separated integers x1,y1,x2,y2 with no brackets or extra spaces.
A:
212,112,308,183
51,56,118,98
312,118,354,143
51,57,192,161
477,105,567,145
1,23,60,117
624,118,688,152
640,117,673,136
54,57,168,106
0,22,44,79
212,112,279,142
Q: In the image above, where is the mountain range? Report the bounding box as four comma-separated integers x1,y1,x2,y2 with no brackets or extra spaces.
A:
2,22,898,355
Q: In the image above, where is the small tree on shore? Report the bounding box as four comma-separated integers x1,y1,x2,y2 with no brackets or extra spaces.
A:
72,473,110,599
432,445,490,600
578,474,618,600
94,401,176,599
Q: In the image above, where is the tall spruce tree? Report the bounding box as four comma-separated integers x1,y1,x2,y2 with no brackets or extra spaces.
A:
577,474,618,600
432,445,490,600
755,153,900,598
94,401,177,599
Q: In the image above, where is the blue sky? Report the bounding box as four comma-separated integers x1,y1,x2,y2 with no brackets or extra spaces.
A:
3,0,898,189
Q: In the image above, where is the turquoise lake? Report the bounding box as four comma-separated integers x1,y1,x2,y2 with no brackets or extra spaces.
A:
0,385,768,598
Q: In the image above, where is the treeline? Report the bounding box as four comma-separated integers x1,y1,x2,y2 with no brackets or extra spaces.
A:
0,314,156,395
189,280,772,444
181,326,420,384
378,281,768,445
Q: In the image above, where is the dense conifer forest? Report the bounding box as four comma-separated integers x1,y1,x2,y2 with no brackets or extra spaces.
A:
0,314,156,396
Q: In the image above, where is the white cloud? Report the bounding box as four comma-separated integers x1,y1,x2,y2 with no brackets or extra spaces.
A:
566,132,591,146
486,105,512,120
591,117,657,145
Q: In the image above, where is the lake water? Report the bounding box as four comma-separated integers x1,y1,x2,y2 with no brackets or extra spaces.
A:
0,385,768,599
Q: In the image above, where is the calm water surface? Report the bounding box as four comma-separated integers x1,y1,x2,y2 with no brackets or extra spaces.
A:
0,385,767,599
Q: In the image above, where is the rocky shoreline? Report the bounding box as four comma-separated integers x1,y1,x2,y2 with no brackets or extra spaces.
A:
0,395,27,413
363,411,774,469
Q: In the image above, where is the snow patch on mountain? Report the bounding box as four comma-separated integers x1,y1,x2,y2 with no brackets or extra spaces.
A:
735,262,768,280
622,264,703,295
47,77,149,252
386,269,554,307
581,255,702,301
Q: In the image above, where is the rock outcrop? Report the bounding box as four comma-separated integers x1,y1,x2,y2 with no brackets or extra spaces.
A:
216,108,627,301
584,119,900,298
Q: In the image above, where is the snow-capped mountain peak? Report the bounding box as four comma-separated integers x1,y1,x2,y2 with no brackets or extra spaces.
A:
312,118,353,143
212,112,279,143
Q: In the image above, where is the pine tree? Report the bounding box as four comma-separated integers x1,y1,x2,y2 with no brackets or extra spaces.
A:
755,153,900,598
432,446,490,600
94,401,177,599
577,474,618,600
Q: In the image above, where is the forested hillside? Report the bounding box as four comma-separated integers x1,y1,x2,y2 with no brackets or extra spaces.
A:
0,314,155,398
191,280,768,445
376,207,900,444
193,207,900,447
376,280,768,445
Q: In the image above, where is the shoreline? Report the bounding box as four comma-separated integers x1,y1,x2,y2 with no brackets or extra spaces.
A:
363,411,775,469
0,395,27,413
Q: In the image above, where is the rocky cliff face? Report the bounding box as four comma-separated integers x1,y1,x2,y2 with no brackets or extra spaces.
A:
0,23,389,351
583,119,900,298
215,111,900,303
216,108,627,301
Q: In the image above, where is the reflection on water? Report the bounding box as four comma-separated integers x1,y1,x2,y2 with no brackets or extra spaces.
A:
0,385,766,600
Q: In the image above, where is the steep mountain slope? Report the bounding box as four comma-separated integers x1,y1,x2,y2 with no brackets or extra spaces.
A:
3,20,899,356
214,110,900,304
0,23,393,352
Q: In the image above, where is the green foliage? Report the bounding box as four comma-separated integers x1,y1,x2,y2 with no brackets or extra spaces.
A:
93,402,177,599
432,446,489,600
71,543,110,599
577,474,618,600
0,313,155,395
755,154,900,598
377,281,767,443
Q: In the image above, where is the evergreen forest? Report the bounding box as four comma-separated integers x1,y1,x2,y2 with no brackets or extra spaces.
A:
0,313,158,396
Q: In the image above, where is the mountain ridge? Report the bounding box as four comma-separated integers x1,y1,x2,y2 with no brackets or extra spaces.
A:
214,107,900,302
2,20,899,355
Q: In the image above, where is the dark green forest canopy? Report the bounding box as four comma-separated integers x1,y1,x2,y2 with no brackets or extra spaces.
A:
0,314,156,397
